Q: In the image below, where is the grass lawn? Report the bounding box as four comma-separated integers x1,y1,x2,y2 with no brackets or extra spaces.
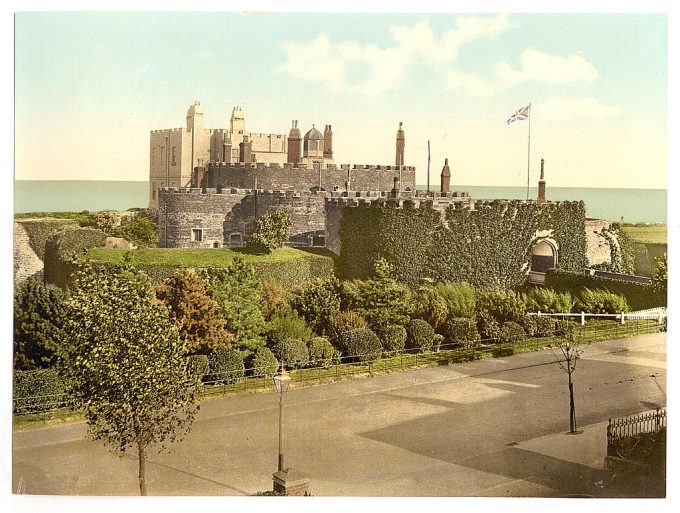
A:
87,245,335,267
621,224,667,244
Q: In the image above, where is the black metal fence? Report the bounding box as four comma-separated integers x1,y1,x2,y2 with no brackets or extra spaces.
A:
13,318,661,415
607,409,667,446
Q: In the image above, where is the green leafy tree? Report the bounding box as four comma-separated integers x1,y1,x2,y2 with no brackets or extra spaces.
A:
246,347,279,377
156,268,233,353
289,279,341,335
652,253,667,301
248,209,291,253
200,257,267,353
58,262,198,495
266,306,313,346
14,278,67,370
353,259,413,333
120,212,159,247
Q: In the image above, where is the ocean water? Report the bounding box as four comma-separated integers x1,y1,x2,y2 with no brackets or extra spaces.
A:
13,180,667,223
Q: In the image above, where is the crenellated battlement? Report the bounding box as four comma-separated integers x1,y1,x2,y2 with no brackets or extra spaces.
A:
205,161,416,171
151,128,184,135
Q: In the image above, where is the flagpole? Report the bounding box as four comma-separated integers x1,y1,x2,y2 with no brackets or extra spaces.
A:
526,103,532,200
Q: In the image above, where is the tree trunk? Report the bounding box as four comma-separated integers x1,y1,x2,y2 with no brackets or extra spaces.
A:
568,372,576,433
137,438,147,496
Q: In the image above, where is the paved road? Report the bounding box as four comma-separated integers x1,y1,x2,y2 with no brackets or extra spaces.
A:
12,333,666,497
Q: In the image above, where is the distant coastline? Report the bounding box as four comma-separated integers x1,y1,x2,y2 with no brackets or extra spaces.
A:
14,180,667,223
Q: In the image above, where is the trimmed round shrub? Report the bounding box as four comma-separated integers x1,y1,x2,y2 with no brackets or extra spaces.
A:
406,319,435,353
208,348,245,384
338,328,382,363
534,316,557,337
186,354,209,385
246,347,279,377
518,315,538,337
476,290,527,322
270,338,310,369
379,324,407,353
308,337,339,367
498,321,526,344
327,311,368,346
476,310,501,341
432,334,444,352
442,317,481,347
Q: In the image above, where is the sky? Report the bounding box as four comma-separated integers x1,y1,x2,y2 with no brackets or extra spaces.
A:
13,9,669,189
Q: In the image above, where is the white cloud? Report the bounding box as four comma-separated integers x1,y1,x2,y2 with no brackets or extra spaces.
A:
281,14,513,96
445,71,498,96
538,97,621,121
496,48,599,86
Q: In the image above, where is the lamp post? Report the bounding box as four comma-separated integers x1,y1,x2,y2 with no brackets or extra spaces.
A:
272,363,291,472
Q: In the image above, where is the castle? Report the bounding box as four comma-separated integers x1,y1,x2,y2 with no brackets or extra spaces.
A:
154,103,614,285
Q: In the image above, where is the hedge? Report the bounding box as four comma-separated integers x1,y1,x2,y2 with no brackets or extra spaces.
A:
207,348,245,384
338,199,586,288
338,328,382,363
544,269,664,310
13,368,67,414
16,218,78,259
43,227,108,288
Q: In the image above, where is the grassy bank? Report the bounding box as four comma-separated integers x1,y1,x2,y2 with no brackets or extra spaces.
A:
621,224,667,244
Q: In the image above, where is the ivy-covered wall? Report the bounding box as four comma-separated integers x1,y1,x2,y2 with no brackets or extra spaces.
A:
338,199,587,289
43,227,108,289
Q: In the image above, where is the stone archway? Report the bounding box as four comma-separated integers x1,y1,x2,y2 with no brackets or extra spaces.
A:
531,239,558,273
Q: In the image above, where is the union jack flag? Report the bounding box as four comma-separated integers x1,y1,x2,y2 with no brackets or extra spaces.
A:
507,104,531,124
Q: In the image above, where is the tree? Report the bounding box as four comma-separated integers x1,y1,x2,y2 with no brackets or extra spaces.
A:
155,268,233,353
14,278,67,370
353,259,413,333
289,279,341,335
652,252,667,301
248,209,291,253
119,211,159,247
550,324,586,434
58,262,198,495
200,257,267,353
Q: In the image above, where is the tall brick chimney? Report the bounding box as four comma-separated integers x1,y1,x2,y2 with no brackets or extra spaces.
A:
192,165,206,188
440,158,451,193
239,136,253,164
323,125,333,159
537,158,547,205
395,122,405,166
287,120,301,164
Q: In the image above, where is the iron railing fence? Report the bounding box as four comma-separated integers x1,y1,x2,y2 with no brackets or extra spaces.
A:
13,318,661,415
608,409,667,445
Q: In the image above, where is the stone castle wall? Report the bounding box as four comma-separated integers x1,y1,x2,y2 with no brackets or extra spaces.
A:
204,162,417,193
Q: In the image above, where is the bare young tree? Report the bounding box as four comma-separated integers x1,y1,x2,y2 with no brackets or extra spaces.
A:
550,323,586,434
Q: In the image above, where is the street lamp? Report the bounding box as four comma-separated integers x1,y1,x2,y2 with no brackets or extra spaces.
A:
273,363,291,472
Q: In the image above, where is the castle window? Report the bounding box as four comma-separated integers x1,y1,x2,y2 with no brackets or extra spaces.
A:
172,146,176,166
191,229,204,242
212,241,220,249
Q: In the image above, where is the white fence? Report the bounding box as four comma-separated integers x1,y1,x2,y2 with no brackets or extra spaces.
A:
528,307,667,326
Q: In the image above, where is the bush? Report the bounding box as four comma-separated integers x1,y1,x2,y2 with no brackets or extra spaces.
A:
476,310,501,341
518,315,538,337
248,209,291,253
406,319,435,353
492,345,515,357
13,368,67,414
186,354,209,385
246,347,279,377
476,289,527,322
338,328,382,363
260,279,288,319
266,307,313,346
289,279,341,335
327,311,368,346
432,334,444,352
413,287,449,330
308,337,339,367
534,316,557,337
43,227,108,288
523,288,573,313
269,338,310,369
208,348,245,384
499,321,526,344
442,317,481,347
118,210,159,247
435,282,476,318
379,324,407,353
575,288,630,314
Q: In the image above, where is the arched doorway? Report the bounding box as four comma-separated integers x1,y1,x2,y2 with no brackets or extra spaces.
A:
529,239,558,284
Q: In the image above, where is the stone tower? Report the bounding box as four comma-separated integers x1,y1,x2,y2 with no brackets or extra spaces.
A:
186,101,204,132
440,158,451,193
537,158,547,205
303,125,324,159
323,125,333,159
395,122,405,166
288,120,301,164
230,106,245,136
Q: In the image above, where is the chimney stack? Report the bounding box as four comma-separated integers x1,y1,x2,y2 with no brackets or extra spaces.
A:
395,122,405,166
537,158,547,205
287,120,301,164
440,158,451,193
323,125,333,159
